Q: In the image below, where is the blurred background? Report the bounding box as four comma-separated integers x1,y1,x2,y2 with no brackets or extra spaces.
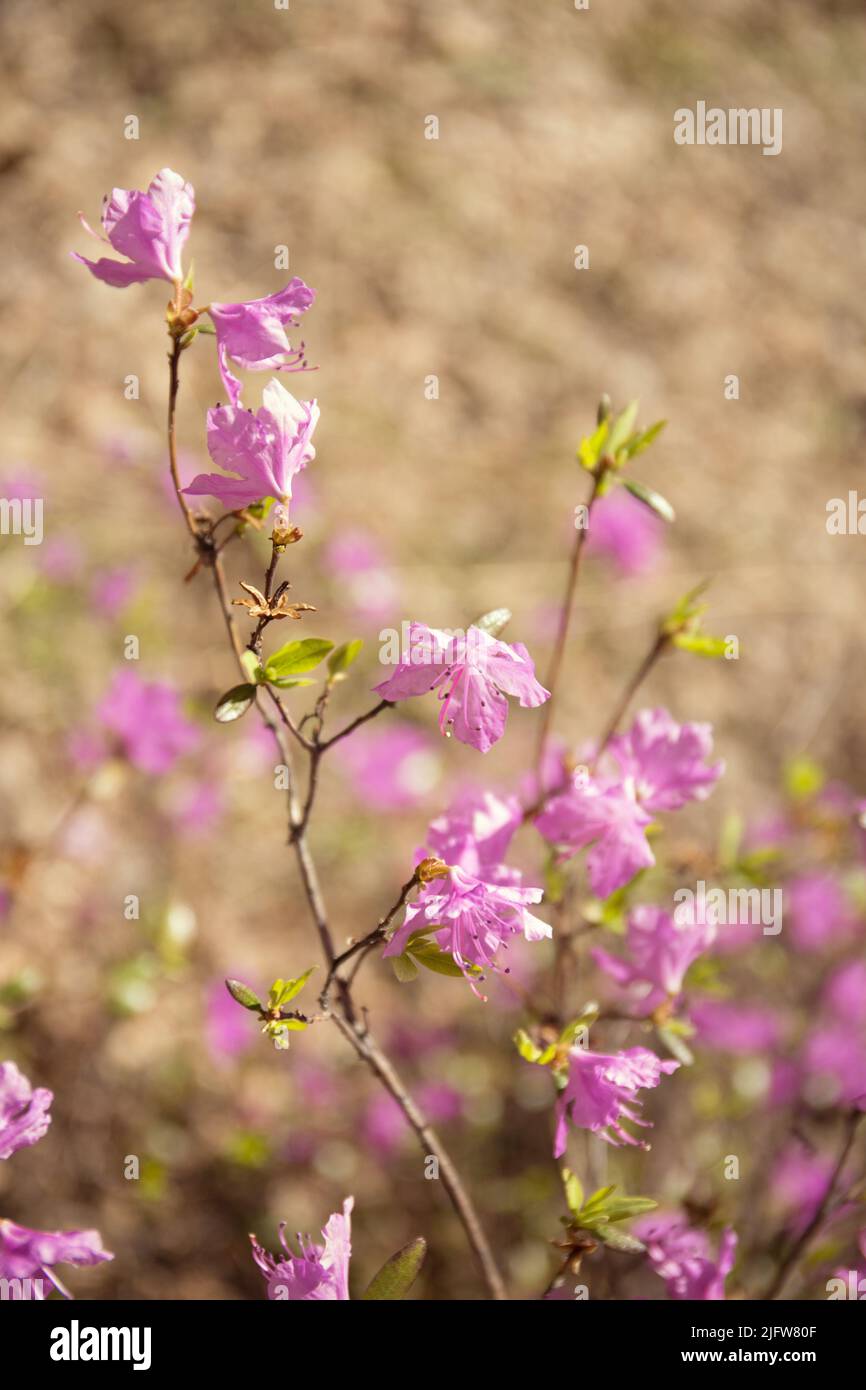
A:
1,0,865,1299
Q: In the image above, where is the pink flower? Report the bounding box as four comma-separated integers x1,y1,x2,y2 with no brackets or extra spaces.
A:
803,1026,866,1110
383,864,551,997
633,1213,737,1300
207,279,315,407
0,1062,52,1160
773,1143,839,1235
788,872,856,953
325,530,399,622
0,1221,113,1298
607,708,724,813
537,709,722,898
250,1198,353,1300
73,168,194,288
97,669,199,774
552,1045,679,1156
536,776,655,899
334,724,441,812
206,978,256,1064
90,566,137,619
184,379,318,511
374,623,549,753
585,488,664,576
823,959,866,1027
591,905,715,1015
690,1000,787,1053
426,789,523,875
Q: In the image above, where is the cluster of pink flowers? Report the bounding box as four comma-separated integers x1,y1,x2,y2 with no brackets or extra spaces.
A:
0,1062,112,1298
537,708,723,898
75,169,319,520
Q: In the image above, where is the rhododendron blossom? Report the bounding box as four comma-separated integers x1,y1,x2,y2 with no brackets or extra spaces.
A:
425,789,522,875
633,1213,737,1300
374,622,549,753
0,1061,52,1160
384,863,551,995
551,1045,679,1156
591,904,715,1015
0,1221,113,1299
184,378,319,511
96,669,199,774
73,168,194,288
207,279,316,407
250,1198,353,1300
537,709,723,898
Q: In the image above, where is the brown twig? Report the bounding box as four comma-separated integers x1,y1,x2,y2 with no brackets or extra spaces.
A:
165,334,507,1300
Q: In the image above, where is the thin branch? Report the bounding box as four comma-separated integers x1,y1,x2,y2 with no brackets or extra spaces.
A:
763,1111,863,1299
165,336,507,1300
592,631,669,765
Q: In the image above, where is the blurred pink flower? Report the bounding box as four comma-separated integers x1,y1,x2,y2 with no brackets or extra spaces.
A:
823,959,866,1027
325,529,399,622
773,1143,838,1234
96,669,199,774
591,904,715,1015
690,1000,786,1053
90,566,138,619
38,537,84,583
208,279,315,407
0,1061,52,1160
552,1045,679,1156
0,1221,112,1298
585,488,664,576
363,1085,462,1157
334,724,441,812
250,1198,353,1301
73,168,194,287
206,980,256,1064
607,708,724,813
788,872,856,953
184,379,318,511
374,622,549,753
634,1213,737,1300
169,779,224,838
426,788,522,874
803,1025,866,1109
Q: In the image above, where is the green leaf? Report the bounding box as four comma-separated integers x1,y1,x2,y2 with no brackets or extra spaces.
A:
281,1018,307,1031
623,419,667,459
214,683,257,723
599,1196,658,1222
594,1224,646,1254
559,1005,599,1046
391,953,419,983
579,1185,617,1217
264,638,334,682
362,1237,427,1301
577,419,609,472
241,649,264,683
672,632,728,658
195,320,216,335
474,608,512,639
267,677,316,690
605,400,639,459
655,1024,694,1065
225,978,262,1012
623,478,675,524
183,260,194,293
408,939,467,977
562,1167,584,1215
272,968,315,1008
514,1028,544,1063
327,639,363,682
